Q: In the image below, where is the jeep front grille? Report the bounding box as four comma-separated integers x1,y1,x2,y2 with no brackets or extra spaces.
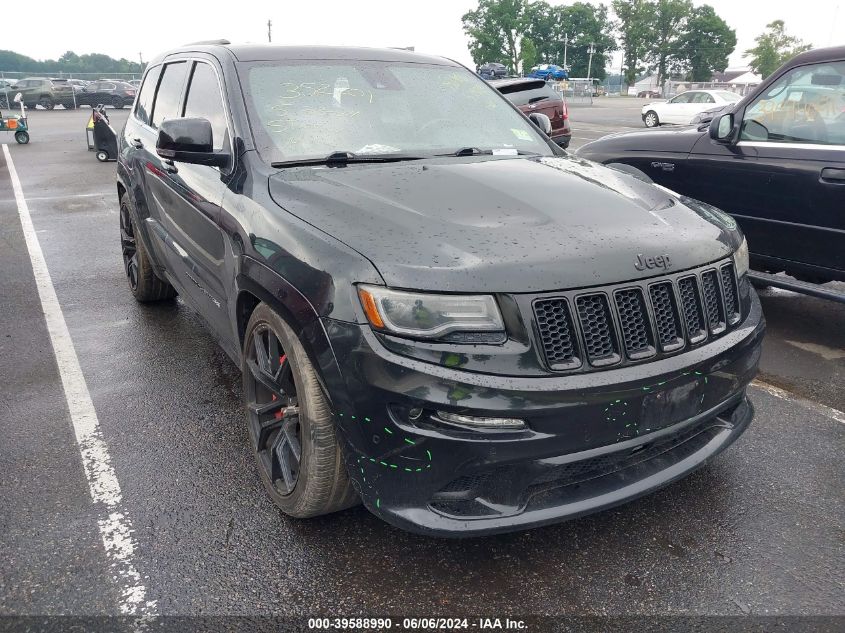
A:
532,259,743,371
575,294,620,366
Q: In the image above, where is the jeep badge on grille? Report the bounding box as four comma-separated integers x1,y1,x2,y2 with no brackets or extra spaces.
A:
634,254,672,271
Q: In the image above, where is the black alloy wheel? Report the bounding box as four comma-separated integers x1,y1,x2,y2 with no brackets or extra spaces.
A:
245,323,302,496
120,198,139,291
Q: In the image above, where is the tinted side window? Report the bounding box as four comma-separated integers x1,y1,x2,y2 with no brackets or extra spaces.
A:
135,66,162,126
182,62,228,150
151,62,188,129
742,60,845,145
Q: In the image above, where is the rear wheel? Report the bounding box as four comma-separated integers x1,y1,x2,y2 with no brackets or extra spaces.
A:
119,192,177,302
38,96,54,110
644,111,659,127
112,96,124,109
14,131,29,144
243,303,358,518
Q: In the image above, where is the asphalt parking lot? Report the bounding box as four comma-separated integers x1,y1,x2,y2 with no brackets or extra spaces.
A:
1,105,843,624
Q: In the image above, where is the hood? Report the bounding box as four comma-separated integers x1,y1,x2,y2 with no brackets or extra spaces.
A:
268,155,737,293
582,125,706,152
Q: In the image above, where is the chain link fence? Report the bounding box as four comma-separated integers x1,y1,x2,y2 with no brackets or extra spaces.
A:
551,79,596,106
0,71,142,81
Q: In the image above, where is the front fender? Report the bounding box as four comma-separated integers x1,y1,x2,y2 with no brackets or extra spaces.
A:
233,257,348,409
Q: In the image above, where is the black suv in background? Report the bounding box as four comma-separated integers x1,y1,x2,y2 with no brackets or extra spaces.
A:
578,46,845,286
116,43,764,536
78,80,137,109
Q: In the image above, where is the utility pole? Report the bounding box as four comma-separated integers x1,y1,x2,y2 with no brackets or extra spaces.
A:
619,53,625,95
139,52,144,66
587,43,596,80
267,19,272,43
562,33,569,70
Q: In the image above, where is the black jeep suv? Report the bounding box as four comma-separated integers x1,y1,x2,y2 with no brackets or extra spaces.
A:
116,43,765,536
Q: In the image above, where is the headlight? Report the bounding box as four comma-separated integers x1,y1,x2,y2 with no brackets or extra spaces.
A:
357,285,504,340
734,237,749,277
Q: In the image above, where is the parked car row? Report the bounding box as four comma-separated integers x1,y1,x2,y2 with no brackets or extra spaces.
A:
578,45,845,290
0,76,139,109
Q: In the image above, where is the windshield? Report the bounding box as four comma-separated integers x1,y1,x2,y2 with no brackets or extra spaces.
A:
239,60,553,164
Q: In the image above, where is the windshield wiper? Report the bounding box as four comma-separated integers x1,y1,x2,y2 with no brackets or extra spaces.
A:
271,151,425,168
436,147,540,157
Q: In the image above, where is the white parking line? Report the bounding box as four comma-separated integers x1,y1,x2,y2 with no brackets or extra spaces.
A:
2,144,156,616
752,379,845,424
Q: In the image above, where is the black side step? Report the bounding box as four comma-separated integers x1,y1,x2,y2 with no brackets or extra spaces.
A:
748,271,845,304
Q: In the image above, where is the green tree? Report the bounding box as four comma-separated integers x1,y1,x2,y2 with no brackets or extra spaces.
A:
744,20,811,79
462,0,530,73
677,5,736,81
558,2,616,79
523,2,616,79
0,49,144,76
612,0,651,86
644,0,693,87
520,37,538,73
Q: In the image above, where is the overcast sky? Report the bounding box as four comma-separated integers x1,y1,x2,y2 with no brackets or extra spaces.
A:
3,0,841,72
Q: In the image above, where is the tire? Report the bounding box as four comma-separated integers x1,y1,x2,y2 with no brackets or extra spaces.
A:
644,110,659,127
39,96,54,110
119,192,177,302
96,151,109,162
14,131,29,144
243,303,358,518
112,96,124,109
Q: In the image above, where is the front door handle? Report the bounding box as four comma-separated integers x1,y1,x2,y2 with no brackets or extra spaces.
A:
130,137,143,149
820,167,845,183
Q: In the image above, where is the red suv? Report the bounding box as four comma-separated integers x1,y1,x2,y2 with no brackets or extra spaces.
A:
491,78,571,148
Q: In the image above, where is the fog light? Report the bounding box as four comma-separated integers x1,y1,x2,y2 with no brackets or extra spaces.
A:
408,407,424,421
435,411,526,430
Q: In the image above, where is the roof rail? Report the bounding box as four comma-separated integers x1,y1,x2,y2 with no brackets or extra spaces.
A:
184,39,231,46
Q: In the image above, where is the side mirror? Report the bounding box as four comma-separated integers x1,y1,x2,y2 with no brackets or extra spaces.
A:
156,118,229,167
528,112,552,136
13,92,22,104
709,112,735,144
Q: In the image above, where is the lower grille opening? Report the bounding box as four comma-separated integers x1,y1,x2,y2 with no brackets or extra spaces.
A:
428,415,735,521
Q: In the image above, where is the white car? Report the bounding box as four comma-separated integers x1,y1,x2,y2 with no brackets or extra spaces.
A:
641,90,741,127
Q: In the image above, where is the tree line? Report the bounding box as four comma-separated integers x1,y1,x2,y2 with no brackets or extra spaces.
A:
0,50,145,75
463,0,811,84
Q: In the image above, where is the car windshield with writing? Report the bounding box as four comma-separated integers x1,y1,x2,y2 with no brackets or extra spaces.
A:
238,60,553,165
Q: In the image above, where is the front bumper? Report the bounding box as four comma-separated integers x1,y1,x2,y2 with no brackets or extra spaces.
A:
322,291,765,537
